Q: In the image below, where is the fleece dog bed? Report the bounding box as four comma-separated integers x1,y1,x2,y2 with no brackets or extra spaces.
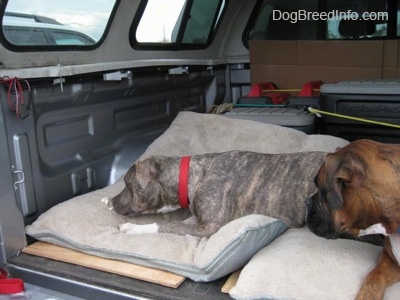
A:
27,112,348,283
230,228,400,300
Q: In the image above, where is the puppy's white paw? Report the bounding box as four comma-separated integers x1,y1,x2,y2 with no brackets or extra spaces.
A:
119,223,159,235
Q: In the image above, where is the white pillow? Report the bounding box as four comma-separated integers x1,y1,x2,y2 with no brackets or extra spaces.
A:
230,228,400,300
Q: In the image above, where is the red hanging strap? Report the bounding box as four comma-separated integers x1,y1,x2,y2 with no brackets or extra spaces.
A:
178,156,191,209
0,269,7,279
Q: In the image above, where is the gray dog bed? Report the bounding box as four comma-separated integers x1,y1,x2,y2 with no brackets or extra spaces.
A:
26,112,399,299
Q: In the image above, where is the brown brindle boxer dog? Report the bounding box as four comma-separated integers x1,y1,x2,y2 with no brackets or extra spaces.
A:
306,139,400,300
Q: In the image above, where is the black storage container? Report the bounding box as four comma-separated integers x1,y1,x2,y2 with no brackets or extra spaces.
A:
320,80,400,143
224,106,316,134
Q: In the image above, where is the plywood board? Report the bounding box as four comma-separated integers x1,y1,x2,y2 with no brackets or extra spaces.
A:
221,269,241,293
23,241,185,288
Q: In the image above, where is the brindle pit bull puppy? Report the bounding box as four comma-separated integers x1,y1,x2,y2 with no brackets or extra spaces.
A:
306,139,400,300
111,150,327,238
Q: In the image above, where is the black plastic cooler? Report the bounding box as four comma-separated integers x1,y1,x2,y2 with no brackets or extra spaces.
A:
320,80,400,143
224,106,316,134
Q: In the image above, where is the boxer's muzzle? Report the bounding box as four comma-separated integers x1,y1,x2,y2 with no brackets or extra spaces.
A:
306,190,385,246
305,192,338,239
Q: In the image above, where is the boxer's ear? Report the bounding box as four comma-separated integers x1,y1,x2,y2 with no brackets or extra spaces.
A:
327,177,344,210
335,152,365,187
323,153,344,209
329,152,365,209
136,158,159,189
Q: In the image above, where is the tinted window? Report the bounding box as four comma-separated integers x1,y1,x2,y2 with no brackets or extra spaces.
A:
1,0,117,47
4,26,49,45
246,0,393,41
133,0,226,48
52,30,95,45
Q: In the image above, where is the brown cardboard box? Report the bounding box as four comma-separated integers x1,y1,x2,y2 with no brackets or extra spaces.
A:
297,41,383,68
249,40,297,65
249,40,400,89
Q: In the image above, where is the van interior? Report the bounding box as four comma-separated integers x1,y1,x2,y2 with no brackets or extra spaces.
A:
1,0,400,299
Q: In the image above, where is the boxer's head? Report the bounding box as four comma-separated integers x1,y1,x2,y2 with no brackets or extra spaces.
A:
306,139,400,239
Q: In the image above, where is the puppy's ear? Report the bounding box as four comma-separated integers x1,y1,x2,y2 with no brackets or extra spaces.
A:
136,158,159,189
325,152,365,210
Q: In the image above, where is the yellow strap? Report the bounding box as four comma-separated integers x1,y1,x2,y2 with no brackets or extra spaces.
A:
262,89,320,92
308,107,400,129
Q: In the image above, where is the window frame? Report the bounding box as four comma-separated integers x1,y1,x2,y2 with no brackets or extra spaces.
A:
243,0,400,48
130,0,228,50
0,0,120,52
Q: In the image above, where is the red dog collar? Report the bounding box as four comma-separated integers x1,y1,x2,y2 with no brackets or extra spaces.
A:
178,156,191,209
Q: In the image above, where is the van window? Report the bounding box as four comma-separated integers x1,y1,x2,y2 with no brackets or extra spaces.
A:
132,0,226,49
246,0,394,41
1,0,117,48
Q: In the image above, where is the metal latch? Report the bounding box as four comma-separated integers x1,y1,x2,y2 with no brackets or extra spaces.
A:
168,66,189,75
11,165,25,190
103,70,132,81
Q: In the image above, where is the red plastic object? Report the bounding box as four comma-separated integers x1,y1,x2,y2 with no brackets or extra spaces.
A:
0,268,7,279
299,81,322,97
248,82,277,97
268,93,290,105
0,278,25,294
248,82,290,105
